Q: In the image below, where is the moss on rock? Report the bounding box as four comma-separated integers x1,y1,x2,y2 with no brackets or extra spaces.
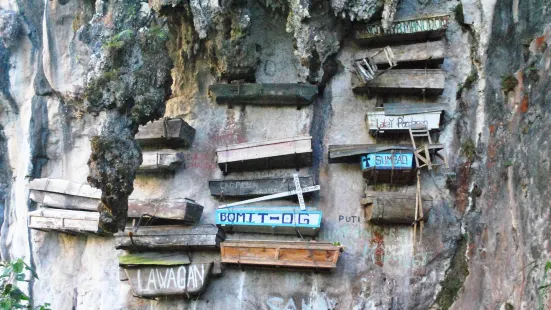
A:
434,235,470,310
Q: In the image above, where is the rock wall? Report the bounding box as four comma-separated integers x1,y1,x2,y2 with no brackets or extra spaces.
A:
0,0,549,309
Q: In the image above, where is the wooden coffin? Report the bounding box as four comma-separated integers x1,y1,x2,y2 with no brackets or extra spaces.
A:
209,176,314,198
216,136,312,173
366,105,444,133
328,144,413,164
138,151,185,172
361,151,415,184
354,41,446,66
135,118,195,148
208,83,318,107
354,14,449,45
216,207,322,236
352,69,445,95
28,208,104,235
361,191,432,224
119,253,215,298
28,178,101,211
127,198,203,222
220,240,342,269
115,225,225,250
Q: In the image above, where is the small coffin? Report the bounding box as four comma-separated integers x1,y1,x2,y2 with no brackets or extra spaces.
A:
28,178,101,211
28,208,104,235
135,118,195,148
352,69,445,95
354,15,449,45
216,136,312,174
354,41,446,66
209,176,314,198
208,83,318,107
127,198,203,222
361,191,432,225
220,240,342,269
119,253,214,298
366,105,444,133
115,225,225,250
216,207,322,236
361,151,415,184
139,151,185,172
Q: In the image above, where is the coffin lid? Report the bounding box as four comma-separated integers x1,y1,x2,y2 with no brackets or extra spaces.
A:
215,135,312,152
329,144,414,163
119,252,191,267
383,103,446,116
28,178,101,199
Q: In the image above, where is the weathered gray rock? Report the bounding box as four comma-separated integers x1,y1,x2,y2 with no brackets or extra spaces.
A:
0,10,20,48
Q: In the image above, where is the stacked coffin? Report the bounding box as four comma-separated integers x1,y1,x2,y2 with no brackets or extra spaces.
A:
208,83,318,108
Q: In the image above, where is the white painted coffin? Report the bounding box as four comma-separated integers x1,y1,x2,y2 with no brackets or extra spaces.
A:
28,178,101,211
366,109,442,132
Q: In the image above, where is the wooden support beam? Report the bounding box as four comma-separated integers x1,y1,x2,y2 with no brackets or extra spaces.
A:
208,83,318,106
139,151,185,172
353,41,446,65
352,69,446,95
209,176,314,198
127,198,203,222
361,191,432,225
135,118,195,148
28,208,105,235
114,225,225,250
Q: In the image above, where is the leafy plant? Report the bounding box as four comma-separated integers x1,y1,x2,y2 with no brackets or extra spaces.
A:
461,138,476,162
538,261,551,310
501,75,518,92
0,258,50,309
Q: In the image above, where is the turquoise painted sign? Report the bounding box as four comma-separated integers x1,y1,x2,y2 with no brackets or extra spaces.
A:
216,207,322,228
361,153,414,170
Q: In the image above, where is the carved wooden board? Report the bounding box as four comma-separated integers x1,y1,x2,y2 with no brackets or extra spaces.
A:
354,41,446,65
208,83,318,106
220,240,342,269
127,199,203,222
135,118,196,147
28,208,104,235
209,176,314,198
216,136,312,173
352,69,445,95
139,152,185,172
114,225,225,250
366,109,442,132
362,191,432,224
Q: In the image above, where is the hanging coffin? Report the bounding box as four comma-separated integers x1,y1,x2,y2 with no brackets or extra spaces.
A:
135,118,196,148
215,207,322,236
208,83,318,107
361,191,432,225
354,14,449,45
220,240,342,269
216,136,312,174
119,252,219,298
114,225,225,250
366,104,445,133
353,41,446,67
209,176,314,198
361,151,415,184
127,198,203,222
138,151,185,172
28,178,101,211
28,208,105,235
352,69,445,95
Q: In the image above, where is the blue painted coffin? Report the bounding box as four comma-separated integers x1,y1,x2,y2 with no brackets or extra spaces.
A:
216,207,322,236
361,152,414,170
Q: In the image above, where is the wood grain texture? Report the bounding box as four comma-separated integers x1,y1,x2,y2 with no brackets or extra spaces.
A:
135,118,195,147
127,199,203,222
208,83,318,106
114,225,225,250
354,41,446,65
209,176,314,197
362,191,432,224
28,208,104,235
139,152,185,172
352,69,445,95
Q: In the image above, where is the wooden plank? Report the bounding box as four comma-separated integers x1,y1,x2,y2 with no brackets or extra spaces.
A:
328,144,413,163
114,225,225,250
216,136,312,173
220,240,342,269
217,185,320,209
361,191,432,224
119,253,191,267
209,176,314,198
124,262,213,297
30,191,99,211
366,108,442,132
28,208,104,235
354,14,449,45
28,178,101,199
215,207,322,236
353,41,446,65
139,152,185,172
208,83,318,106
352,69,445,95
135,118,196,148
127,198,203,222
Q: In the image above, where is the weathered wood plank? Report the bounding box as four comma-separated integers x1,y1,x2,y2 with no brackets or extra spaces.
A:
361,191,432,224
114,225,225,250
119,253,191,267
328,144,413,163
366,108,443,132
216,207,322,236
28,178,101,198
135,118,195,147
127,198,203,222
139,152,185,172
354,14,449,45
30,191,99,211
352,69,445,95
29,179,101,211
28,208,104,235
208,83,318,106
216,136,312,173
209,177,314,197
354,41,446,65
221,240,342,269
123,262,213,297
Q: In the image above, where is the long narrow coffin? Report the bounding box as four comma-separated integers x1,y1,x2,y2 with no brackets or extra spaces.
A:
352,69,445,95
208,83,318,107
119,253,216,298
366,104,445,133
115,225,225,250
216,136,312,173
135,118,195,148
361,151,415,184
221,240,342,269
354,41,446,66
28,208,104,235
127,198,203,222
328,144,413,164
361,191,432,224
139,151,185,172
216,207,322,236
209,176,314,198
354,15,449,45
28,178,101,211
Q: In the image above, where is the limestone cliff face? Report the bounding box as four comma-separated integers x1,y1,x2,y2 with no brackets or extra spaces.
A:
0,0,549,309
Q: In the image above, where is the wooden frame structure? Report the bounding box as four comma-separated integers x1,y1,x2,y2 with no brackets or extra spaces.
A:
353,41,446,67
208,83,318,107
361,150,416,184
114,225,225,250
127,198,203,222
135,118,196,148
209,176,314,198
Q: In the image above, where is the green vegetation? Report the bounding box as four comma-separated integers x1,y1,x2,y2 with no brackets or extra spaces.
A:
454,3,465,25
434,235,469,310
525,66,540,83
146,26,168,42
461,138,476,162
501,75,518,92
538,261,551,310
503,160,514,167
103,30,135,50
0,258,50,309
456,71,478,99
